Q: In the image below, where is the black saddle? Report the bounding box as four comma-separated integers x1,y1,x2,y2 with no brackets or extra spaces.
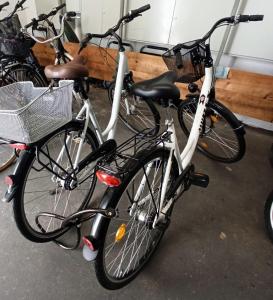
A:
130,71,180,103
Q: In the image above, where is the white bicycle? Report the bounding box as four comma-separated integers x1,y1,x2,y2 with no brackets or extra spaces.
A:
3,5,151,245
83,14,264,289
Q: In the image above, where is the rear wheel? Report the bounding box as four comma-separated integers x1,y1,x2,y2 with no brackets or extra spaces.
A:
2,64,47,87
108,81,160,136
13,121,99,243
178,98,246,163
94,148,178,289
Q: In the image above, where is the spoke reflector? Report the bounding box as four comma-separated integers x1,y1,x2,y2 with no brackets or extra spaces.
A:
200,142,208,149
115,224,126,242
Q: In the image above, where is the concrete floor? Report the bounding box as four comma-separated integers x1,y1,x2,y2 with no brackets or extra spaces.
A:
0,87,273,300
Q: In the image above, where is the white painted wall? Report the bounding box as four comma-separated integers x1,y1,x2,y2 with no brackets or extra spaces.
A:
125,0,176,44
228,0,272,60
66,0,121,34
169,0,235,51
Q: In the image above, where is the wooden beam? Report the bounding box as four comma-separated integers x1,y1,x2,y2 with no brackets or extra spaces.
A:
32,42,273,123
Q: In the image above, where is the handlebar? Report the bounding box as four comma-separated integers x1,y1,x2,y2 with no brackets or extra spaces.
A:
173,14,264,68
24,3,66,29
79,4,151,51
175,14,264,51
0,2,9,12
22,11,74,44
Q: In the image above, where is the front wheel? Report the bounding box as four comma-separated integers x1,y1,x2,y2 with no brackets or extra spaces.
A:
12,121,99,243
108,81,160,136
178,98,246,163
264,190,273,243
94,148,178,289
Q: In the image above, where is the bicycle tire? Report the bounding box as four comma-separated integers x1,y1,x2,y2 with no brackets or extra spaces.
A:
178,98,246,163
94,148,178,289
264,190,273,243
108,81,160,137
12,121,99,243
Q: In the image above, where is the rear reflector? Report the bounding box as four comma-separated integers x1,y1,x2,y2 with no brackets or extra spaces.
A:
9,143,29,150
4,176,14,186
96,170,121,187
82,236,95,251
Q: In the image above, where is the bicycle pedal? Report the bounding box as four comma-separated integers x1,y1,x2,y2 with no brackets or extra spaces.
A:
190,172,209,188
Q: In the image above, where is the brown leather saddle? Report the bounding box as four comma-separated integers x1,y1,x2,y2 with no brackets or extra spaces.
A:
44,55,89,79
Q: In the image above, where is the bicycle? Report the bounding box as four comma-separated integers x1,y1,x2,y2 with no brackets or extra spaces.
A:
109,39,246,164
2,5,151,247
82,14,264,289
1,3,74,87
0,3,75,173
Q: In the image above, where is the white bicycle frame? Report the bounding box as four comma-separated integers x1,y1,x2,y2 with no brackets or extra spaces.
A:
131,67,213,227
23,14,129,176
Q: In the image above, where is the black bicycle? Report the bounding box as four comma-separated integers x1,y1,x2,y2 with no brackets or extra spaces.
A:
0,2,75,88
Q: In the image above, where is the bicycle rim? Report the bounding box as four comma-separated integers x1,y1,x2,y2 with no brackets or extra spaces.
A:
13,123,98,242
178,99,245,163
95,149,178,289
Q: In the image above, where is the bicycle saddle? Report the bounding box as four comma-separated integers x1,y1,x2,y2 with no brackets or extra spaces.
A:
130,71,180,101
44,55,89,79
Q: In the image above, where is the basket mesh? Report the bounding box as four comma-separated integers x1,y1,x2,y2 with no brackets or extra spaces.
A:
0,14,34,57
0,14,21,36
162,41,205,83
0,81,73,143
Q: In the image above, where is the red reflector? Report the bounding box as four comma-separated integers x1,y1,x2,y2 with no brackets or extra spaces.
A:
96,170,121,187
9,143,29,150
82,236,95,251
4,176,14,186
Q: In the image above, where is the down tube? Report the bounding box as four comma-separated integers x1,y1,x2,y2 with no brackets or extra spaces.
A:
180,67,213,169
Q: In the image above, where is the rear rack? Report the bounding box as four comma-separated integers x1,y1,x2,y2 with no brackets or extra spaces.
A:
97,129,172,178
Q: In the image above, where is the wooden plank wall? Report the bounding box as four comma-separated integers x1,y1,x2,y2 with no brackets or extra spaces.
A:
33,42,273,123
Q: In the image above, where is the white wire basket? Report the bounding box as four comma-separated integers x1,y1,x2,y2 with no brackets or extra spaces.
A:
0,80,74,144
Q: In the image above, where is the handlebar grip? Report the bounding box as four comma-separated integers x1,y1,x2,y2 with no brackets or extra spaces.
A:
67,11,77,18
249,15,264,21
238,15,250,22
130,4,151,16
0,2,9,10
18,0,26,6
55,3,66,11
